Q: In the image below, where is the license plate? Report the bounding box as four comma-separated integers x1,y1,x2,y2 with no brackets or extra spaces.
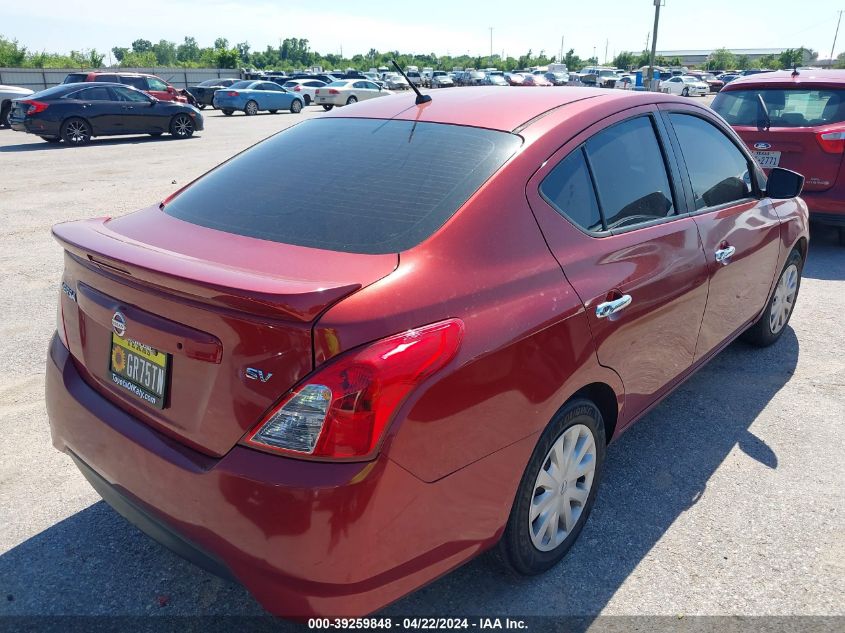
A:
109,333,169,408
752,150,781,168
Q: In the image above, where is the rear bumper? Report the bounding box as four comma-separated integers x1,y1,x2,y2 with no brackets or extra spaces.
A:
10,116,56,135
801,189,845,224
211,96,244,110
46,333,513,618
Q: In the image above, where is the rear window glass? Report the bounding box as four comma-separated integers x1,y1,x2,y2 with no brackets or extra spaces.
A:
229,80,255,89
119,76,148,89
63,73,87,84
713,88,845,127
163,118,522,254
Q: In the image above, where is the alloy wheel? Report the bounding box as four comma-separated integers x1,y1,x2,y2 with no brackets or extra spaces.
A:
529,424,596,552
64,120,89,144
769,263,799,335
173,115,193,137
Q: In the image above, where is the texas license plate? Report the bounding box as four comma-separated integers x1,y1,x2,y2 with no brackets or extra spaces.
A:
109,333,169,408
752,150,781,168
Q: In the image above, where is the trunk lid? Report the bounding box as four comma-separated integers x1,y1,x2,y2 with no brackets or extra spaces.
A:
735,125,844,192
54,207,397,457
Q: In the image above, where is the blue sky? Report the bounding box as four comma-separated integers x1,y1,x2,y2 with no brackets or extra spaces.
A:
3,0,842,62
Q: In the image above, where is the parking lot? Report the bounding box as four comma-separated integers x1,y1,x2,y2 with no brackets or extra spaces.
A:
0,93,843,623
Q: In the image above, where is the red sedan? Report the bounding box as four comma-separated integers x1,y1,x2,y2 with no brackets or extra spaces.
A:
712,69,845,242
46,87,808,618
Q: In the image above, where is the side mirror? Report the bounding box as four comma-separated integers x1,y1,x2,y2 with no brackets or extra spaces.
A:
765,167,804,199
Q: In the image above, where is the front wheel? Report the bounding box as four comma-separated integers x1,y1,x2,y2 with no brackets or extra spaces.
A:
290,99,302,114
322,104,334,111
497,399,605,575
0,102,10,128
169,114,194,139
682,87,689,97
346,96,358,105
222,109,234,116
60,117,91,145
303,95,311,106
244,100,258,116
741,248,803,347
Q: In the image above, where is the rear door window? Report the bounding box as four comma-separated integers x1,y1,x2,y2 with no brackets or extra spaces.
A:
163,118,522,254
713,88,845,127
119,76,148,90
147,77,169,91
69,87,112,101
669,113,753,209
63,73,87,84
93,74,119,83
539,149,603,232
583,116,676,230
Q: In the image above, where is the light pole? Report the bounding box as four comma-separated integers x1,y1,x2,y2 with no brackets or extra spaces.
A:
489,27,494,64
647,0,663,91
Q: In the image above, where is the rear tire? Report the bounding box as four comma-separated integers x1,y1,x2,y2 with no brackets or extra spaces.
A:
346,96,358,105
222,109,234,116
290,99,302,114
322,104,334,111
682,87,689,97
60,117,91,145
0,102,10,128
169,114,194,139
244,100,258,116
497,399,605,575
741,248,803,347
303,95,311,106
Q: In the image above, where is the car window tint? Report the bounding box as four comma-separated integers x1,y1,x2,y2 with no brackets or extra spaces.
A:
111,86,151,103
73,87,112,101
94,74,119,83
540,148,603,232
713,88,845,127
164,118,522,254
63,73,87,84
120,76,148,90
353,81,367,89
584,116,675,229
306,81,324,87
147,77,169,91
669,113,752,209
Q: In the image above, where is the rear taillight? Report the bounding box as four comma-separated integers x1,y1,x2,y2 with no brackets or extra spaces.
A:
315,89,320,94
328,88,340,95
817,127,845,154
226,91,239,97
243,319,464,460
21,100,48,115
293,85,301,91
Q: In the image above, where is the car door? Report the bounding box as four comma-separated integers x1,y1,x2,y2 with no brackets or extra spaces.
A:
145,76,175,101
665,77,681,95
262,82,291,109
109,86,163,133
659,107,783,362
527,107,710,425
67,86,117,134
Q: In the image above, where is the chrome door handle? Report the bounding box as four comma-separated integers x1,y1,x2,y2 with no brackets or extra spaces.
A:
596,294,632,319
715,245,736,265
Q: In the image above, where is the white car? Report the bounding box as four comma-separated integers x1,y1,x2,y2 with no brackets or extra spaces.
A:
1,85,34,128
281,79,327,106
430,72,454,88
381,73,410,91
662,75,709,97
314,80,393,110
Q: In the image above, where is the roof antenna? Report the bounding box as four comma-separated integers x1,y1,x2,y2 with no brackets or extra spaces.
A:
792,65,800,77
391,60,431,105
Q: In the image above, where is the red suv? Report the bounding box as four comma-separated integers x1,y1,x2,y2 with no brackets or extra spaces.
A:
713,69,845,242
46,88,808,618
62,71,190,103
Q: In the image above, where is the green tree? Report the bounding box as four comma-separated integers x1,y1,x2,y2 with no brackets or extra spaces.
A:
214,37,229,50
735,54,749,70
236,41,250,63
612,51,636,70
131,39,153,53
0,35,27,66
707,48,736,70
778,48,804,69
111,46,129,62
836,51,845,68
215,47,240,68
758,53,781,69
177,36,200,63
121,50,157,67
152,39,177,65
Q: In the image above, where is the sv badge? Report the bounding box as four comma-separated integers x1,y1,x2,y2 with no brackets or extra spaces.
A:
246,368,273,383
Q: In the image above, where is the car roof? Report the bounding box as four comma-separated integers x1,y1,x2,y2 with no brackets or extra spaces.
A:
320,86,682,133
722,69,845,90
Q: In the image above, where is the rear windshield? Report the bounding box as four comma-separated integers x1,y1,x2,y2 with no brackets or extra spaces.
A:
713,88,845,127
63,73,87,84
229,80,255,89
164,118,522,254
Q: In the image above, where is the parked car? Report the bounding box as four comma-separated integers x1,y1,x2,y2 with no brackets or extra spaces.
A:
406,71,423,87
187,78,240,109
615,75,636,90
381,73,410,91
62,71,193,104
212,80,304,116
712,68,845,241
45,86,808,620
505,72,526,86
662,75,709,97
544,72,569,86
483,74,509,86
289,73,342,86
430,72,455,88
464,70,487,86
523,74,553,86
281,79,327,106
9,82,202,144
718,73,741,84
688,71,724,93
314,79,392,110
0,84,33,127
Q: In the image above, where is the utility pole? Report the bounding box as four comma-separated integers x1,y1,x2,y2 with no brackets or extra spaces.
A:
489,27,494,63
830,10,843,68
605,39,609,65
560,35,564,61
648,0,663,91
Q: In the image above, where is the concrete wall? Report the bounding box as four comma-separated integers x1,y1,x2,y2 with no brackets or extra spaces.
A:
0,68,244,92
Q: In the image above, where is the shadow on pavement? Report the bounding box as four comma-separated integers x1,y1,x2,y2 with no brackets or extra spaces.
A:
0,331,798,622
0,135,198,152
803,225,845,281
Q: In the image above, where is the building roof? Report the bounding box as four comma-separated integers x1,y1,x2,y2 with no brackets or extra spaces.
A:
656,48,798,57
